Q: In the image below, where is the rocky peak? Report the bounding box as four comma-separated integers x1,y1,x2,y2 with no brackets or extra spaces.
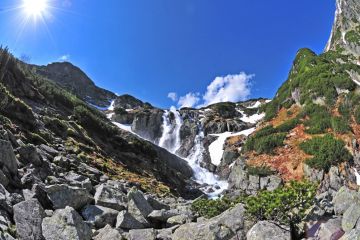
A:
33,62,116,107
114,94,153,110
326,0,360,56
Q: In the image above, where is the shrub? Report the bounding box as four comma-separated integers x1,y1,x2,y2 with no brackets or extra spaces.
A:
191,197,243,218
252,133,287,154
114,107,127,115
355,106,360,124
300,134,352,171
301,104,331,134
330,117,350,134
276,118,300,132
245,181,317,226
247,165,274,177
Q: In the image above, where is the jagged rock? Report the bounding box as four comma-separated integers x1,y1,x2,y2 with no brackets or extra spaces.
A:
166,214,190,226
0,233,15,240
157,225,179,240
42,206,92,240
340,229,360,240
127,188,153,227
0,170,9,187
81,205,119,229
247,175,260,194
228,159,249,191
246,221,290,240
148,209,179,222
0,185,12,214
45,184,92,210
172,203,247,240
342,203,360,232
13,199,45,240
94,183,127,211
329,166,342,191
129,228,156,240
146,196,170,210
333,186,360,215
38,145,59,157
93,224,123,240
77,163,102,181
131,109,164,142
23,184,53,209
260,175,283,191
64,172,93,192
303,164,324,182
0,210,11,232
116,210,145,229
316,217,344,240
18,144,42,166
0,140,18,175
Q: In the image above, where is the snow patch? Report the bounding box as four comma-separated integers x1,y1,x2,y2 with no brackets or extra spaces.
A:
239,110,265,124
112,122,133,133
354,168,360,186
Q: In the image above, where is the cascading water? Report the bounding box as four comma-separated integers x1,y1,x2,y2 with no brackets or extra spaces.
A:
158,106,228,197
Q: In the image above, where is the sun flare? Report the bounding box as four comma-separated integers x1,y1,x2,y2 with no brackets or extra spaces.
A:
22,0,48,18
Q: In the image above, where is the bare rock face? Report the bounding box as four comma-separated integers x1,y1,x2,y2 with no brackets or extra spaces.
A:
0,140,18,175
326,0,360,56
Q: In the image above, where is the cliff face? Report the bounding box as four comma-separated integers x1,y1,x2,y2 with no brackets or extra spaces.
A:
326,0,360,57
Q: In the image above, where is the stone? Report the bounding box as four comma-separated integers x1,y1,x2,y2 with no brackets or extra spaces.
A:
0,140,18,175
64,172,93,192
333,186,360,215
246,221,290,240
172,203,247,240
303,163,324,182
0,169,9,187
18,144,42,166
93,224,123,240
116,210,145,229
0,233,15,240
42,206,92,240
129,228,156,240
340,229,360,240
260,175,283,191
46,184,92,210
167,214,190,226
39,145,59,157
13,199,45,240
342,203,360,232
316,217,344,240
157,226,178,240
329,166,342,191
94,183,127,211
81,205,119,229
147,196,170,210
148,209,179,222
0,210,11,232
0,185,12,214
127,188,153,227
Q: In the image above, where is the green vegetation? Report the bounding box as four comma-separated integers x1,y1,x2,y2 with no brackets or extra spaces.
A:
114,107,127,115
300,134,352,171
192,181,316,229
247,165,274,177
209,102,236,118
245,181,317,226
300,104,332,134
330,116,350,134
345,30,360,45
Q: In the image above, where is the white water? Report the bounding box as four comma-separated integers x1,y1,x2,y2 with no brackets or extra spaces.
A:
158,107,228,197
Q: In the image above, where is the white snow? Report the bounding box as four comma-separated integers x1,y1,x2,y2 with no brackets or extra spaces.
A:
248,101,262,109
342,31,347,44
112,122,133,133
107,100,115,111
354,168,360,186
239,110,265,124
208,127,256,166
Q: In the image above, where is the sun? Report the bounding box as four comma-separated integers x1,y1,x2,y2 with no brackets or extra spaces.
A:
22,0,48,18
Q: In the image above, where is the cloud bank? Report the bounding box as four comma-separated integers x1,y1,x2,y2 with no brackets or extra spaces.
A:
169,72,254,108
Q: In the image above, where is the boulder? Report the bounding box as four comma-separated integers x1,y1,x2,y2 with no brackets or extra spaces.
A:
148,209,179,222
329,166,342,191
13,199,45,240
340,229,360,240
0,232,15,240
45,184,92,210
0,140,18,175
116,210,145,230
172,203,247,240
333,186,360,215
303,163,324,182
129,228,156,240
42,206,92,240
246,221,290,240
316,217,344,240
0,210,11,232
64,172,93,192
94,183,127,211
342,203,360,232
18,144,42,166
127,188,153,227
93,224,123,240
167,214,190,227
146,196,170,210
0,169,9,187
81,205,119,229
260,175,283,191
0,185,12,214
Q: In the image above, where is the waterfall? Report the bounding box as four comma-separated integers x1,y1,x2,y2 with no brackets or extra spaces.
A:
158,107,228,197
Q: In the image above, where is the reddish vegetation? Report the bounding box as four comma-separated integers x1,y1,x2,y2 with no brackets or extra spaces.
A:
270,105,301,127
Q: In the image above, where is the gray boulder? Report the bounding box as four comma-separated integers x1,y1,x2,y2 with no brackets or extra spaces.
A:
167,214,190,227
148,209,179,222
129,228,156,240
116,210,145,229
260,175,283,191
81,205,119,229
146,196,170,210
93,224,123,240
333,186,360,215
329,166,343,191
303,163,324,182
42,206,92,240
127,188,153,227
18,144,42,166
0,185,12,213
94,183,127,211
0,233,15,240
45,184,92,210
246,221,290,240
0,169,9,187
316,217,344,240
342,203,360,232
172,203,247,240
340,229,360,240
0,210,11,232
64,172,93,192
13,199,45,240
0,140,18,175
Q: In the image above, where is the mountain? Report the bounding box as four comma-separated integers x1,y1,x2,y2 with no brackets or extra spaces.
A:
33,62,117,107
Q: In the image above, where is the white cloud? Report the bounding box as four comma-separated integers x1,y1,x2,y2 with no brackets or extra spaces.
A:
202,72,253,106
58,54,70,62
167,92,178,101
176,72,254,109
178,92,200,108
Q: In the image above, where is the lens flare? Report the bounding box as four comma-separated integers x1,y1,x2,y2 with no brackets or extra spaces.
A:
22,0,48,18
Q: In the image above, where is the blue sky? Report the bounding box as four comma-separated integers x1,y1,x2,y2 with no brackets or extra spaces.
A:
0,0,335,108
